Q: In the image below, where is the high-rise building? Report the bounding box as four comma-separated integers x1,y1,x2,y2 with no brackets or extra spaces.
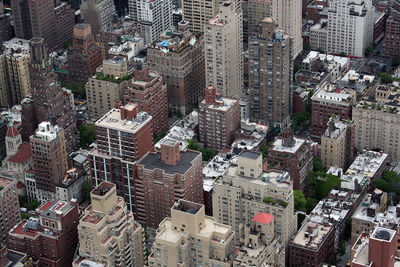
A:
271,0,302,58
0,177,21,245
28,0,56,51
147,21,205,114
135,0,173,45
249,18,293,128
181,0,218,33
321,116,355,171
86,57,131,120
21,37,79,153
384,2,400,57
124,64,169,134
198,86,240,152
30,122,68,202
247,0,272,38
136,140,203,228
268,128,313,191
0,13,13,44
2,38,31,106
11,0,32,39
204,1,243,97
327,0,375,57
352,85,400,161
8,200,79,267
0,53,8,107
311,85,354,142
80,0,116,35
76,182,145,267
148,199,236,267
54,1,75,50
212,151,297,245
89,104,153,213
68,24,103,83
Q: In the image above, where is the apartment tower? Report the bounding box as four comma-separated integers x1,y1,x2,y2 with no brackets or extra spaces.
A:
30,122,68,202
204,1,243,97
249,18,293,128
80,0,116,35
136,140,203,228
77,182,145,266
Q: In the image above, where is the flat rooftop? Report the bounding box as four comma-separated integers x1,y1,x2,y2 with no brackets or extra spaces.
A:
240,151,260,159
39,200,75,220
271,137,306,154
201,96,237,112
291,221,333,250
95,107,152,133
347,150,387,178
138,150,200,175
303,51,349,68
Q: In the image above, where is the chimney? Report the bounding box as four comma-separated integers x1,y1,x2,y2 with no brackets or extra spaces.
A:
205,86,217,104
160,140,181,166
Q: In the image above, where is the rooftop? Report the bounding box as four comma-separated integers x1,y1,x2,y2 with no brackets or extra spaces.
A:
303,51,349,68
8,144,32,164
253,212,273,225
271,137,306,154
312,86,352,104
291,221,333,250
138,150,201,175
347,150,387,179
200,96,237,112
32,122,60,142
95,106,151,133
39,200,75,220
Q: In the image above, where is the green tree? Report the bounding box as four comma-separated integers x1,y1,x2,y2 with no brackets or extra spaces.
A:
81,180,92,203
375,170,400,195
303,42,311,51
392,57,400,68
79,123,96,148
28,201,41,210
313,157,324,172
306,197,318,213
187,139,198,150
262,141,273,159
60,81,86,100
18,195,27,207
337,240,346,256
154,131,167,144
292,111,311,132
21,213,31,220
201,147,216,162
365,46,375,57
380,72,394,84
340,52,347,57
294,190,306,212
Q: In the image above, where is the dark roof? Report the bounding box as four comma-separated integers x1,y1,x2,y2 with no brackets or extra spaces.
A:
138,150,200,174
240,150,260,159
8,144,32,164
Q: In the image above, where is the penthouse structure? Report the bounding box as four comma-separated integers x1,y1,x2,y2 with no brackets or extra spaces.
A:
123,63,169,134
321,116,355,171
89,104,153,213
353,85,400,161
198,86,240,151
289,220,335,267
8,200,79,267
67,24,103,83
148,200,236,267
30,122,68,202
0,177,20,245
86,57,132,119
268,128,313,191
136,140,203,228
76,182,144,267
204,1,243,97
311,85,354,141
213,151,297,245
147,21,205,114
249,18,293,128
351,227,397,267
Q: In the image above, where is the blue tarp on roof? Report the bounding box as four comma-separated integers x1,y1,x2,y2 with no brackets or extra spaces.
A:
158,40,169,47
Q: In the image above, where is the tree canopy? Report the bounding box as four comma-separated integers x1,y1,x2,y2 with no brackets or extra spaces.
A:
79,123,96,148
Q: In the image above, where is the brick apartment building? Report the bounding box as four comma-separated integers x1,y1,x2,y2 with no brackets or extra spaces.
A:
268,127,313,191
30,122,68,202
67,24,103,83
147,21,205,115
136,140,203,228
289,220,335,267
89,104,153,213
311,86,354,142
384,2,400,58
198,86,240,152
8,200,79,267
0,177,21,245
123,63,169,134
